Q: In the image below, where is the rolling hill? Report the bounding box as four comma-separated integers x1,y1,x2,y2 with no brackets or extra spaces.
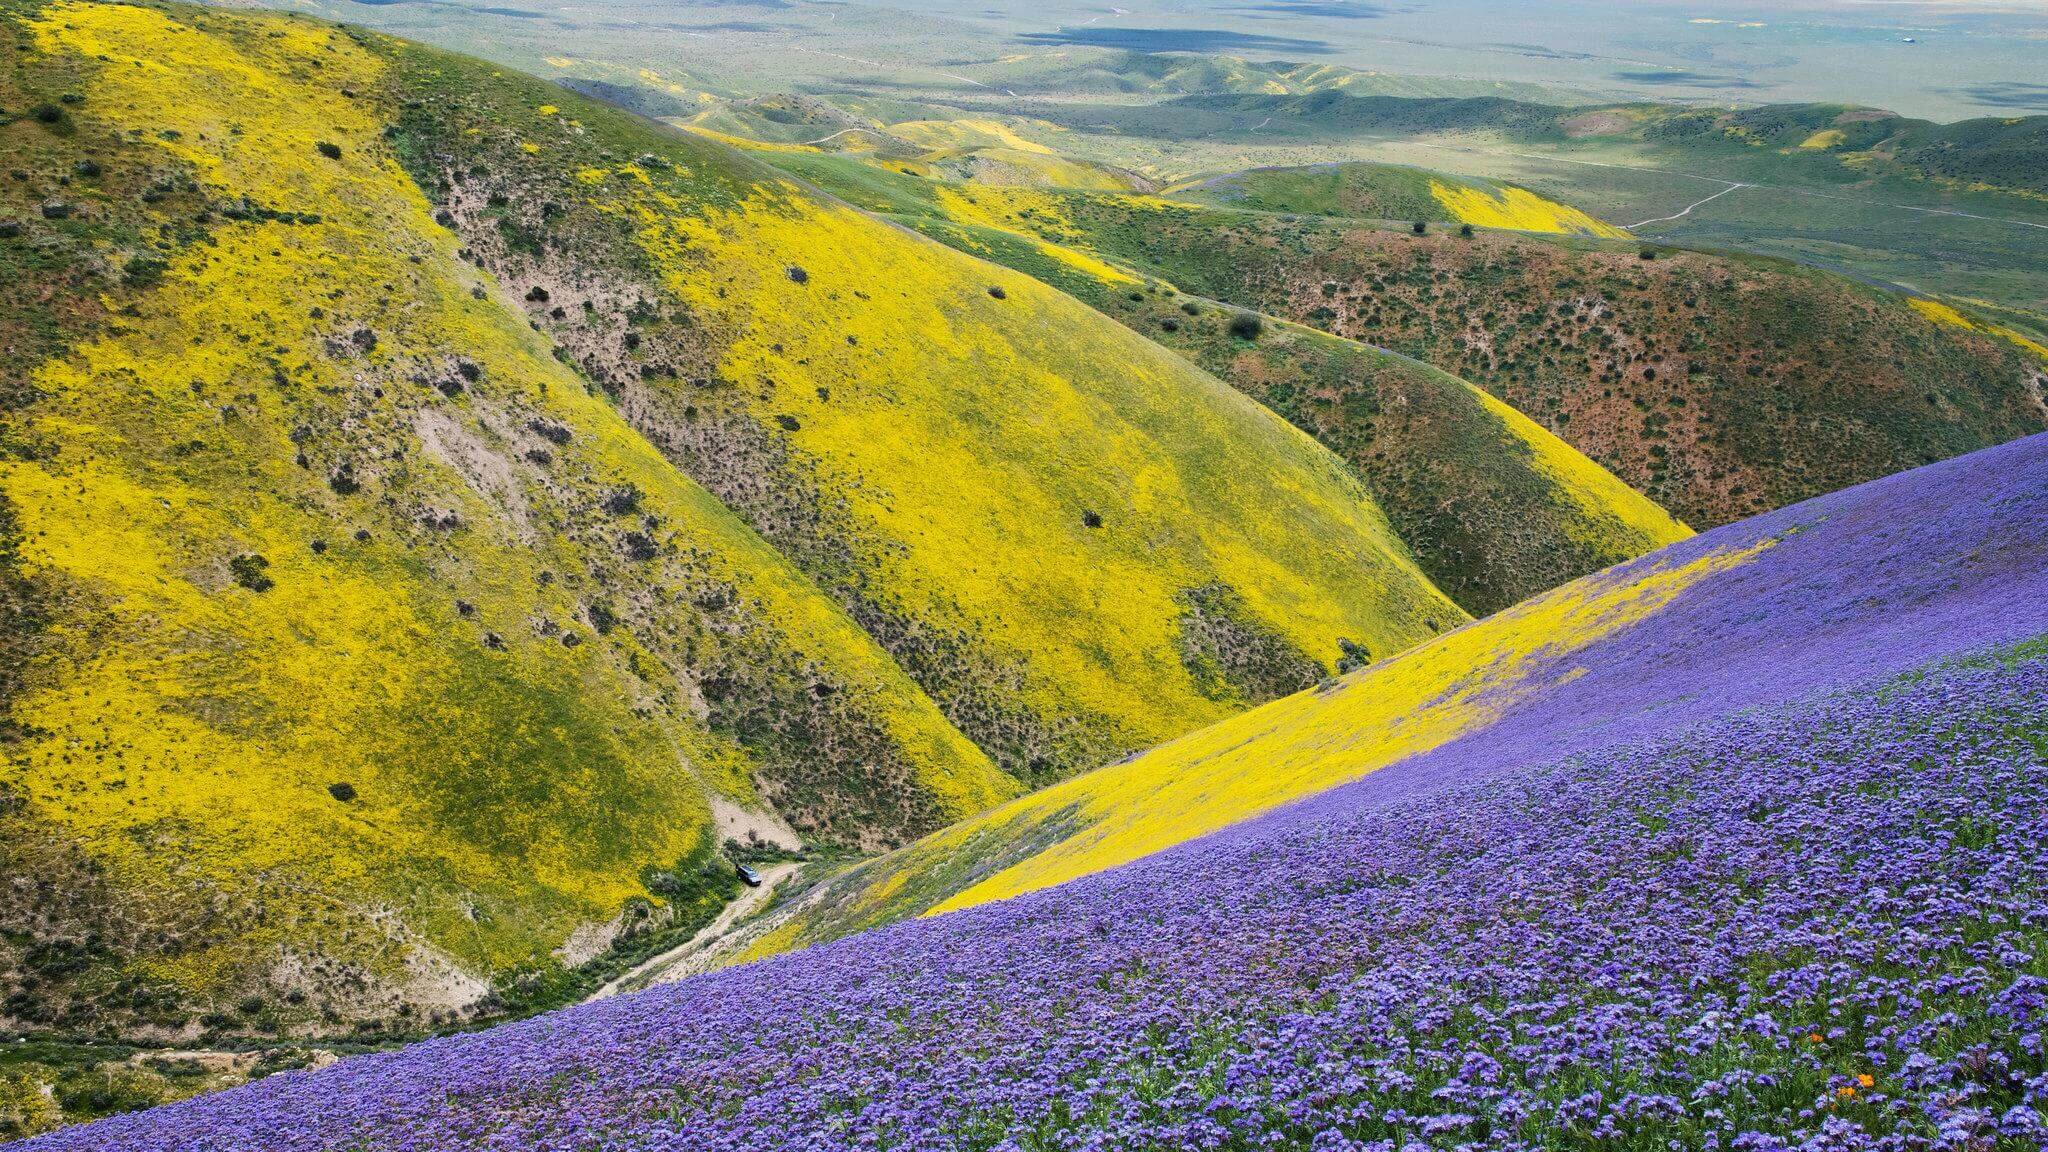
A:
732,139,2044,596
29,434,2048,1152
0,0,1020,1051
1176,161,1630,239
745,432,2048,957
380,32,1467,787
0,0,1472,1066
1103,213,2048,527
1161,92,2048,201
755,150,1689,615
849,180,2045,529
876,81,2048,314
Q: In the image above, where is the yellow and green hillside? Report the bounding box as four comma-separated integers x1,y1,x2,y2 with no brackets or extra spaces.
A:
1176,161,1629,237
727,142,2045,533
835,169,2046,531
746,150,1690,614
384,41,1465,783
0,0,1031,1036
0,0,1478,1043
679,101,1146,193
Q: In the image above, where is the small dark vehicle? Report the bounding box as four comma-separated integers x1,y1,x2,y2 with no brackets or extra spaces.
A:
736,863,763,888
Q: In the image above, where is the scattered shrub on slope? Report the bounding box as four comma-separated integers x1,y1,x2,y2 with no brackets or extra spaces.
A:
378,39,1462,783
762,152,1690,616
753,151,2047,531
31,434,2048,1152
1074,291,1690,616
1038,198,2048,527
0,0,1012,1040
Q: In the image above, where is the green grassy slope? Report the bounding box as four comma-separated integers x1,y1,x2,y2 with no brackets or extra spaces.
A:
380,42,1464,786
952,88,2048,313
758,151,1688,615
1178,161,1451,224
0,0,1021,1045
1173,161,1628,240
1166,94,2048,199
862,181,2045,529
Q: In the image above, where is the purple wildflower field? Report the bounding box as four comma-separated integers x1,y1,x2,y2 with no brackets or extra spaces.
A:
22,434,2048,1152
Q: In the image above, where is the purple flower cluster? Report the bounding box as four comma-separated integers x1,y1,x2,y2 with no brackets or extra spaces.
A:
22,436,2048,1152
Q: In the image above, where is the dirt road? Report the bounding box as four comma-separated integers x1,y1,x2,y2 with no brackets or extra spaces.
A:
588,862,801,1001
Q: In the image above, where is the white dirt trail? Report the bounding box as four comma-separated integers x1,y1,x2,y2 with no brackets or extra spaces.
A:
587,862,801,1002
1626,181,1748,228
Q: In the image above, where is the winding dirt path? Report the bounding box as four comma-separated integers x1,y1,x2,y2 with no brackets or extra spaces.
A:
587,862,801,1002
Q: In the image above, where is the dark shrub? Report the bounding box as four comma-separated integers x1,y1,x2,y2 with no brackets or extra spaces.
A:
316,141,342,160
327,782,356,802
987,285,1005,299
1336,637,1372,673
229,553,273,593
123,255,167,287
785,265,808,285
54,1069,165,1116
602,485,641,515
1227,312,1263,341
1081,510,1103,529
